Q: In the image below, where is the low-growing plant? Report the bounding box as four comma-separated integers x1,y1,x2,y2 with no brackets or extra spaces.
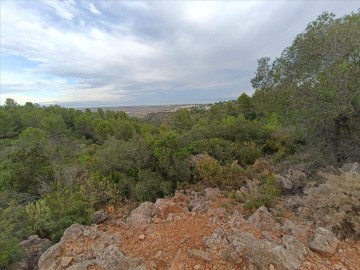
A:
243,175,281,212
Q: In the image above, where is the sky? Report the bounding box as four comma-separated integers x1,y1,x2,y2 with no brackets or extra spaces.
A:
0,1,358,107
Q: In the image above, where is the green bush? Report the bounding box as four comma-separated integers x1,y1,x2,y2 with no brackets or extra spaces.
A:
26,185,94,242
195,155,247,189
240,141,263,165
0,202,30,269
243,175,281,212
134,170,173,202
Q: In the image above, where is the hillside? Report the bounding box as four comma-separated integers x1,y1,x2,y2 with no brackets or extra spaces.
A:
29,166,360,270
1,11,359,270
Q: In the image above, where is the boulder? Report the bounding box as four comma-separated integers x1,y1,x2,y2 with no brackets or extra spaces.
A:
204,188,221,201
93,210,110,224
38,224,144,270
203,228,229,249
154,198,188,219
308,227,339,255
10,235,52,270
276,175,293,190
282,235,310,261
247,206,278,231
127,202,160,228
230,232,301,270
282,220,311,244
38,243,62,270
276,169,306,191
228,210,246,227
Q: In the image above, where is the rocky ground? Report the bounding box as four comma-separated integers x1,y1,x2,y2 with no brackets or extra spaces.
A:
33,185,360,270
15,163,360,270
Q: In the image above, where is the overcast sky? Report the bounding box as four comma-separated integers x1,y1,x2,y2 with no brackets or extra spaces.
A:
0,1,358,107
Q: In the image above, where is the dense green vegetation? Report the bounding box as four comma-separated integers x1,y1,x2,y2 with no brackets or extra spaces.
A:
0,11,359,268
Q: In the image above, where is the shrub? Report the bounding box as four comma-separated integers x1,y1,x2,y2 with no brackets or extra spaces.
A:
243,175,281,212
134,170,173,202
195,155,247,189
240,141,262,165
81,175,121,206
26,185,94,242
305,172,360,240
0,202,30,269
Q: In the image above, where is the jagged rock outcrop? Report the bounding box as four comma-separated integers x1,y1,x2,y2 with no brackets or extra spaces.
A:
308,227,339,255
10,235,52,270
275,169,306,191
35,186,351,270
247,206,279,231
93,210,110,224
126,202,160,228
38,224,145,270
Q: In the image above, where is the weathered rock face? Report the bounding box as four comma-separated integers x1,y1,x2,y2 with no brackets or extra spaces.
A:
154,198,188,219
126,202,160,228
38,224,145,270
93,210,110,224
204,188,221,201
10,235,52,270
276,169,306,191
308,227,339,255
247,206,279,231
229,231,301,270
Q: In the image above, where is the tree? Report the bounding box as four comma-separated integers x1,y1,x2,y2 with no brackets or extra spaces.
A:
252,12,360,162
171,109,194,131
40,113,68,136
95,120,114,143
4,98,18,108
0,128,51,195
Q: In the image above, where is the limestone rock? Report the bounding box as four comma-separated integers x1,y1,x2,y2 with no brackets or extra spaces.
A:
187,249,211,261
38,243,62,270
127,202,160,228
230,231,301,270
154,198,188,219
38,224,144,270
93,210,110,224
10,235,52,270
247,206,278,231
308,227,339,255
282,235,310,261
204,188,221,201
203,228,229,249
276,174,293,190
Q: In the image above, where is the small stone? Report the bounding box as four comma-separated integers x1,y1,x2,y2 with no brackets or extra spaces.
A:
194,265,202,270
154,250,162,259
188,249,211,261
60,256,73,268
83,229,91,236
138,234,145,240
154,217,162,224
269,264,275,270
338,248,344,253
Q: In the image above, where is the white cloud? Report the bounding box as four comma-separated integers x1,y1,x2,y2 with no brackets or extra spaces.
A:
40,0,77,21
89,3,101,15
0,1,359,105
